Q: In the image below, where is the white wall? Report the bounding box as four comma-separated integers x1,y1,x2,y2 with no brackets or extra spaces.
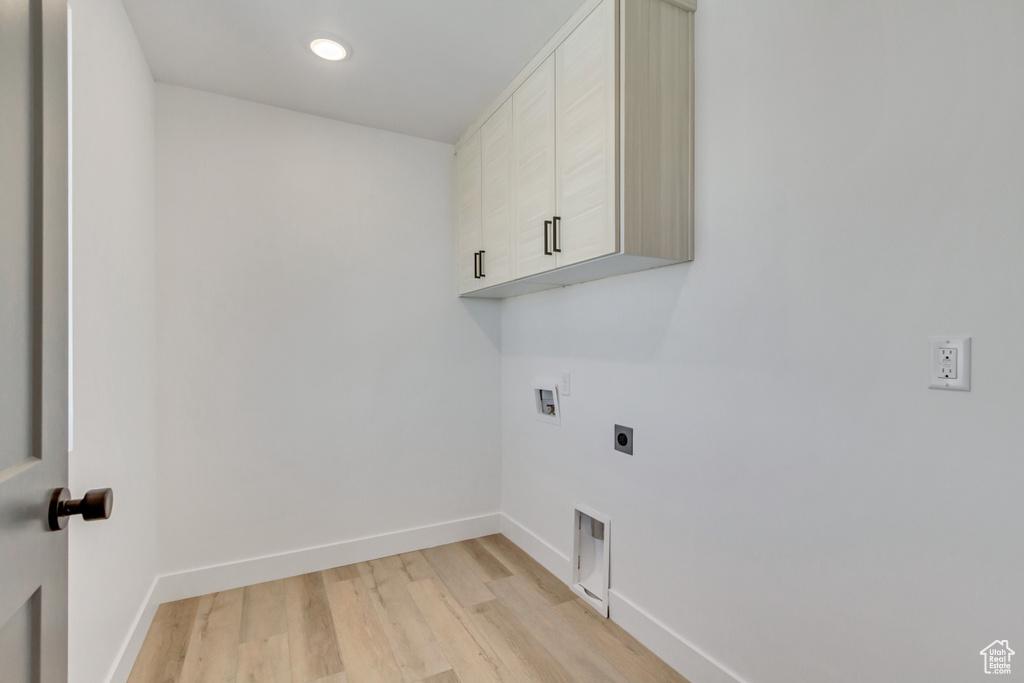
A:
501,2,1024,682
68,1,158,682
154,85,502,574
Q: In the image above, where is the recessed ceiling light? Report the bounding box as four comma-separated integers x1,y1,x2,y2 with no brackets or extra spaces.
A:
310,38,348,61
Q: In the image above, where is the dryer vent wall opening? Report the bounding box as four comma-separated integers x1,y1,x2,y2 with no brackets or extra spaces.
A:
572,504,610,617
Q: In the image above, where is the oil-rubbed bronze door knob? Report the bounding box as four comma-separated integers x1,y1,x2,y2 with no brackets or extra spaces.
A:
48,487,114,531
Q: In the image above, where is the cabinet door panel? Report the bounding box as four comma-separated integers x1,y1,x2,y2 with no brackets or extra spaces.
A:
456,131,482,294
513,55,557,278
480,98,514,285
555,0,617,267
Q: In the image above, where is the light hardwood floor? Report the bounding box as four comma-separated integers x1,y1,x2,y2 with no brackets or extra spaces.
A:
128,534,690,683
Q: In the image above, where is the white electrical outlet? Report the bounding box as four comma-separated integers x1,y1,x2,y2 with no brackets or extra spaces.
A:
930,337,971,391
938,349,957,379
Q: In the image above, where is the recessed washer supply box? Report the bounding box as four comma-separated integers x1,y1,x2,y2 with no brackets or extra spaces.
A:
534,383,561,425
573,504,611,616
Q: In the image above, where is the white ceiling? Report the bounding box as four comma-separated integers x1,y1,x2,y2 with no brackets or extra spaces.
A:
120,0,587,143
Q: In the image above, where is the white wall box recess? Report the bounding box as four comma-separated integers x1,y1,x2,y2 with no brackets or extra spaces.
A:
929,336,971,391
535,384,561,425
573,504,611,616
455,0,696,298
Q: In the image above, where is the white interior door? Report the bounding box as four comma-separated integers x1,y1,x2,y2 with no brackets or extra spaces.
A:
479,97,514,285
513,54,557,279
455,130,482,294
0,0,70,680
555,0,617,267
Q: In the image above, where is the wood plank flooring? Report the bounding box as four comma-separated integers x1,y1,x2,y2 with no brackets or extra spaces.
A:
127,534,689,683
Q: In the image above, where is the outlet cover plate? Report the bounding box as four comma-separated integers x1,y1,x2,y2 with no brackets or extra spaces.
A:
614,425,633,455
930,336,971,391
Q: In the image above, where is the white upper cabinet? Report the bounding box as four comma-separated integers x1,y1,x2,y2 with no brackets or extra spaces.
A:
554,0,617,268
480,98,515,285
455,130,481,295
455,0,695,298
512,55,557,279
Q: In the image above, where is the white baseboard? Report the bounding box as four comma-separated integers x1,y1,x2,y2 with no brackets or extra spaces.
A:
499,513,572,583
106,577,159,683
151,513,501,605
107,513,501,683
499,514,747,683
608,590,749,683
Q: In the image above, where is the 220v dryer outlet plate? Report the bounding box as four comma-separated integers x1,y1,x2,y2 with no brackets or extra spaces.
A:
614,425,633,455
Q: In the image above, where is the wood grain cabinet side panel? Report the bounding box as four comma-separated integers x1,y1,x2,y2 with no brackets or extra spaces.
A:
622,0,694,262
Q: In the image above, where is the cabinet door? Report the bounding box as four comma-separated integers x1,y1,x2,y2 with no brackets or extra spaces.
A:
480,98,514,285
513,54,557,278
456,131,482,294
555,0,617,267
